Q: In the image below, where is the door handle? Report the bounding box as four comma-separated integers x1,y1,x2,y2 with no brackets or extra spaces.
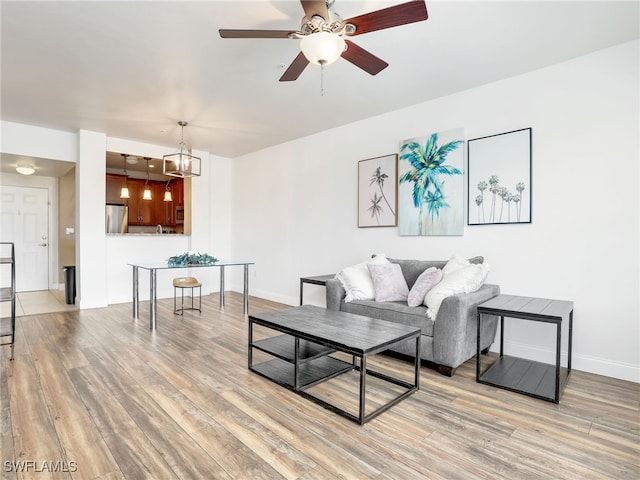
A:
38,243,48,247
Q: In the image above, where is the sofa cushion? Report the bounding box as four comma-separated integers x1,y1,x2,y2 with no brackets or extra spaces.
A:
368,262,409,302
407,267,443,307
341,299,434,337
336,254,390,302
425,262,490,319
387,256,483,289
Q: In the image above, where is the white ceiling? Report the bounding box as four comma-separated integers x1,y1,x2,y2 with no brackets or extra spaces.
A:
1,0,638,174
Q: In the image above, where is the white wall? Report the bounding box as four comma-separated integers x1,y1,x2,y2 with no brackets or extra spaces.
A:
77,130,108,308
105,235,191,304
0,121,77,162
232,40,639,382
208,153,234,288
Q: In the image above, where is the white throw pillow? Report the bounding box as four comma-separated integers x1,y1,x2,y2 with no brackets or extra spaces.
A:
442,253,471,276
336,254,390,302
424,262,490,319
368,262,409,302
407,267,443,307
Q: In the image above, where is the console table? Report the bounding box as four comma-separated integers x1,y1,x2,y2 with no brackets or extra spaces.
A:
299,274,335,305
476,294,573,403
129,260,254,330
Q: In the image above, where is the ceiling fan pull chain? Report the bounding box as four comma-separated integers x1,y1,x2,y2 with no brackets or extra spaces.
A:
320,62,324,96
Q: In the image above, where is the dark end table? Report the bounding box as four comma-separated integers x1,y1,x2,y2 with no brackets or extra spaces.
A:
476,294,574,403
299,274,335,305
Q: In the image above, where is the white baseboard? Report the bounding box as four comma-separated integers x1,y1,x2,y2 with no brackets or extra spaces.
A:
248,288,297,307
492,340,639,383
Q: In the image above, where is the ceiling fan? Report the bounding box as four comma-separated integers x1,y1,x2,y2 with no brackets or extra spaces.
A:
219,0,429,82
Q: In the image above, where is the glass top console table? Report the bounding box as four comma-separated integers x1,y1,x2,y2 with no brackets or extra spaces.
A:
129,260,254,330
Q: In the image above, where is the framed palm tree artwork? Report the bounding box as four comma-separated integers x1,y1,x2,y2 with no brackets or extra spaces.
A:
467,128,532,225
398,128,465,236
358,154,398,228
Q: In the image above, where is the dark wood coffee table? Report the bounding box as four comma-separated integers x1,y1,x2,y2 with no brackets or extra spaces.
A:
248,305,421,425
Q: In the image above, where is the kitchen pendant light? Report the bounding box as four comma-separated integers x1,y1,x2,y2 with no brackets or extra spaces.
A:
120,154,130,199
143,158,152,200
163,180,173,202
163,121,201,178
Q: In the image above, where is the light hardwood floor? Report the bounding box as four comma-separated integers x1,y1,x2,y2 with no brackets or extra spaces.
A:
1,292,638,479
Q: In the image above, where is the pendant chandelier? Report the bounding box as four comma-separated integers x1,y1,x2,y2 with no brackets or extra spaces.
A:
120,154,130,199
163,121,201,178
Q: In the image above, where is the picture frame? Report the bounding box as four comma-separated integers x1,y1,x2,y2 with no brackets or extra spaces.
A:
467,128,532,225
398,128,465,236
357,154,398,228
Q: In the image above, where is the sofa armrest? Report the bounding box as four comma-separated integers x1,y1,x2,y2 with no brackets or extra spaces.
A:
325,278,345,311
432,284,500,368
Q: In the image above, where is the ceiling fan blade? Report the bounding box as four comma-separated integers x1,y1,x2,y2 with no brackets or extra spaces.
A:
279,52,310,82
300,0,329,21
341,40,388,76
344,0,428,36
219,29,295,39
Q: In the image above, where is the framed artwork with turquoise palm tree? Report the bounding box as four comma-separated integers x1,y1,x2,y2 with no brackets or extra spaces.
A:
398,128,465,236
358,154,398,227
468,128,532,225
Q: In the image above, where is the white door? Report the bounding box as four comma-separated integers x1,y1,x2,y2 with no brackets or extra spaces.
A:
0,185,49,291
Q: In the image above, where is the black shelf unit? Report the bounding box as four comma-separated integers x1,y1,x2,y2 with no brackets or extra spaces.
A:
250,334,353,390
0,242,16,360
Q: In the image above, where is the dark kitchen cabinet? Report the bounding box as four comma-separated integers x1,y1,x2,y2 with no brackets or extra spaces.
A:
106,175,184,227
106,174,126,204
172,178,184,206
127,179,160,225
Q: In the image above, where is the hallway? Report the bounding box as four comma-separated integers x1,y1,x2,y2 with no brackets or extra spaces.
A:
0,290,77,317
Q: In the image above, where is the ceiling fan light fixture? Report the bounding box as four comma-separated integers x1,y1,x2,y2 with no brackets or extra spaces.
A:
300,31,345,65
163,121,201,178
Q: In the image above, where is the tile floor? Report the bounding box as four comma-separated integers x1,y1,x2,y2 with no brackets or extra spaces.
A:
0,290,78,317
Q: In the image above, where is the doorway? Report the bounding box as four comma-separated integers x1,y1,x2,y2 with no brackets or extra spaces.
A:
0,185,49,292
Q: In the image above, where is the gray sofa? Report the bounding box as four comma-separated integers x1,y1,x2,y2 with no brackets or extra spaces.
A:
326,256,500,376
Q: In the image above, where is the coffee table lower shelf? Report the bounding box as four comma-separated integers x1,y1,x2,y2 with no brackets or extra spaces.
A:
251,356,354,390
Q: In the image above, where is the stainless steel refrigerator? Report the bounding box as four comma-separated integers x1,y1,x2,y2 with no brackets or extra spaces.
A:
105,204,128,233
